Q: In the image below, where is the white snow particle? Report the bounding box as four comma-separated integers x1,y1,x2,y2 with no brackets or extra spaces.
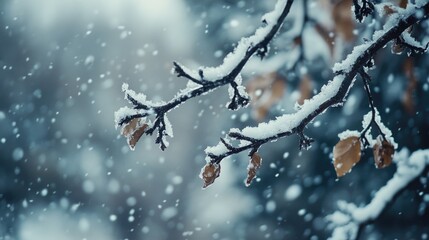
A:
142,226,150,234
285,184,302,201
161,207,178,221
165,185,174,195
82,180,95,193
109,214,117,222
12,148,24,161
126,197,137,206
266,200,276,213
172,176,183,185
40,188,48,197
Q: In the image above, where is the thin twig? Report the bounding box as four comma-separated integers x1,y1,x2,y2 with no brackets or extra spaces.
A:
359,69,387,144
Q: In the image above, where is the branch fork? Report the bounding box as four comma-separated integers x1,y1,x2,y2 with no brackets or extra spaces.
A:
203,1,429,186
115,84,173,150
393,32,429,54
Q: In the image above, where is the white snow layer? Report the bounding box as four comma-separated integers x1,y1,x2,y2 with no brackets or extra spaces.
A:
402,32,427,51
205,74,347,159
327,148,429,240
114,83,159,127
337,130,360,141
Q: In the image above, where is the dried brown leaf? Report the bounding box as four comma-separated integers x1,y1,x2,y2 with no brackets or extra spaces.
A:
121,118,139,136
314,23,335,58
373,139,394,169
121,118,148,150
333,136,361,177
333,0,355,42
200,163,221,188
298,74,313,105
247,73,285,121
128,123,148,149
245,152,262,187
402,58,417,114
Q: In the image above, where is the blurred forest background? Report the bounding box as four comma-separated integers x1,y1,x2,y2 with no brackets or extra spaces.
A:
0,0,428,239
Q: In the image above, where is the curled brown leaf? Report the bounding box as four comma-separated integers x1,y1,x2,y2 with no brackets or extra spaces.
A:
128,124,148,150
245,152,262,187
373,138,394,169
121,118,148,150
333,136,361,177
247,73,285,121
200,163,221,188
121,118,139,136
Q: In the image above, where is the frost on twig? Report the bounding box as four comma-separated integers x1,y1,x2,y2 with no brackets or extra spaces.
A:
360,108,397,149
114,0,295,150
114,84,173,150
358,69,390,148
326,149,429,240
226,75,250,111
203,1,429,186
358,69,398,151
393,32,429,55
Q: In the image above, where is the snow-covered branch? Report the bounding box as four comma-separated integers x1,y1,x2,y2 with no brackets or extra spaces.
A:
326,148,429,240
114,0,295,150
204,2,429,181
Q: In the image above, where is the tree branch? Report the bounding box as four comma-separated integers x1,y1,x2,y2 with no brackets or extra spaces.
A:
205,2,429,167
114,0,295,150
